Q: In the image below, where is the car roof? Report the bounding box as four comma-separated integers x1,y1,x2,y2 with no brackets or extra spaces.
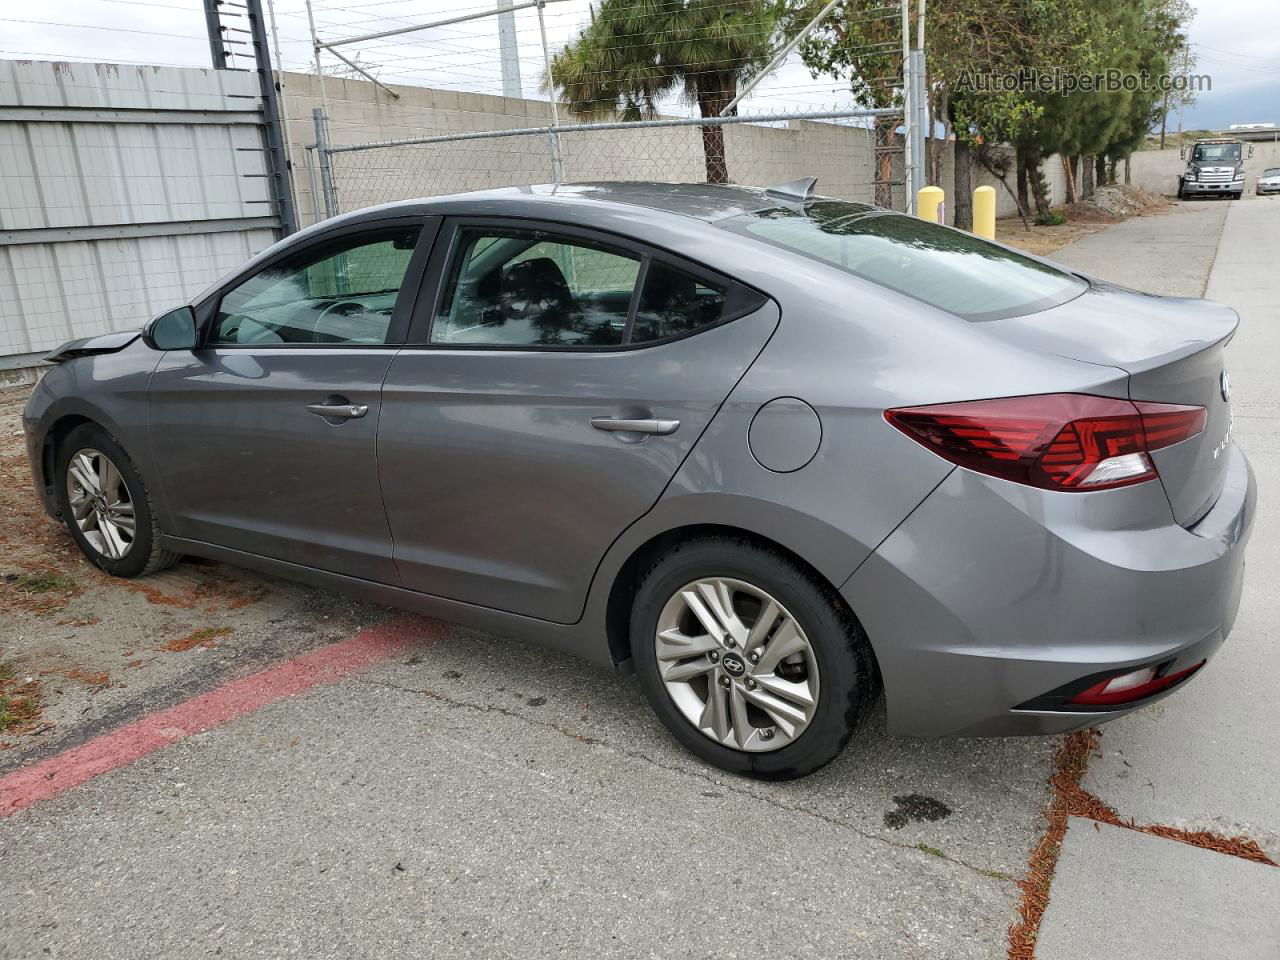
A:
342,181,784,226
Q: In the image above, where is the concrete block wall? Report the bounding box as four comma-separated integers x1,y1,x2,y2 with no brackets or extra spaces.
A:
1128,140,1280,196
279,72,884,223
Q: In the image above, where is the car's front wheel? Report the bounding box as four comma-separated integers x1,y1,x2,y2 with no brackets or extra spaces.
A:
55,423,179,578
631,537,877,780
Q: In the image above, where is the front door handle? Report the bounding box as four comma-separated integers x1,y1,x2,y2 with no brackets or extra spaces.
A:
590,416,680,436
307,402,368,420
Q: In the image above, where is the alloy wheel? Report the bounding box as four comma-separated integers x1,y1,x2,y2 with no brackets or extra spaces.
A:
65,447,136,560
654,577,820,752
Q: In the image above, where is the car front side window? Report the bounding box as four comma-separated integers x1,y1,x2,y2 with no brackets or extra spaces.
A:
211,227,421,346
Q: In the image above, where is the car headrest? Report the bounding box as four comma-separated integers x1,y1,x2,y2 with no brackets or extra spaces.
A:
502,257,571,309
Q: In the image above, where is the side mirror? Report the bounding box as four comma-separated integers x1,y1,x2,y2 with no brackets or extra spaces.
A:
142,306,198,351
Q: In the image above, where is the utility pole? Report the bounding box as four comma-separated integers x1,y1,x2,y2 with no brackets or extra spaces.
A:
497,0,522,99
1175,46,1189,150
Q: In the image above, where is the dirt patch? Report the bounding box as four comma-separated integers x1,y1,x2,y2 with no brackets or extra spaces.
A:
996,219,1112,257
39,666,111,688
118,565,271,613
160,626,234,653
997,184,1171,258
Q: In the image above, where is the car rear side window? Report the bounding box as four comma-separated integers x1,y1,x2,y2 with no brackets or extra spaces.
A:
630,263,730,344
211,228,420,345
722,202,1086,322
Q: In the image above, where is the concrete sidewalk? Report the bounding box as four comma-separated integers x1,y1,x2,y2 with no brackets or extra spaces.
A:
1040,195,1280,957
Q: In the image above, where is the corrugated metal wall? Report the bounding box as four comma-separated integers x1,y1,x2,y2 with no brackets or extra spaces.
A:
0,60,283,372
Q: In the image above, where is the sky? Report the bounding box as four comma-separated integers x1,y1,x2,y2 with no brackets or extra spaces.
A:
2,0,1276,130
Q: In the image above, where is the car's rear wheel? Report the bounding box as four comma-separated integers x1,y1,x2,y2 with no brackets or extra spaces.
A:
55,423,179,578
631,537,877,780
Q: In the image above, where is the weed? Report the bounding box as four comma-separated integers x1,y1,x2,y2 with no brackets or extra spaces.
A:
13,571,76,594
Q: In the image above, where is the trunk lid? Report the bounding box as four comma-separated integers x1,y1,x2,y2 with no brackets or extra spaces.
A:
985,282,1237,526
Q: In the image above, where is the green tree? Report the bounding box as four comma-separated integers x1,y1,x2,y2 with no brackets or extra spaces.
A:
549,0,779,183
789,0,1094,224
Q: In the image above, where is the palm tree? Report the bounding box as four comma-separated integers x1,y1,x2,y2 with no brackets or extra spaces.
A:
550,0,779,184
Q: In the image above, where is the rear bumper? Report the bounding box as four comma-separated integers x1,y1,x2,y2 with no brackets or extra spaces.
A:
843,444,1255,737
1182,179,1244,195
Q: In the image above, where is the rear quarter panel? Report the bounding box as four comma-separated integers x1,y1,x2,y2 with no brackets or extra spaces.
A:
647,243,1137,593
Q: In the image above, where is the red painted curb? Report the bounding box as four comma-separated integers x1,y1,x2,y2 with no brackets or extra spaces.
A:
0,617,429,817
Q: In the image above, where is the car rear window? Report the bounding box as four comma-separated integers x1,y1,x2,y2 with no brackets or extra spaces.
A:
721,201,1086,321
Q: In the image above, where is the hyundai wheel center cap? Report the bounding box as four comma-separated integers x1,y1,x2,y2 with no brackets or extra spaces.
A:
721,652,746,677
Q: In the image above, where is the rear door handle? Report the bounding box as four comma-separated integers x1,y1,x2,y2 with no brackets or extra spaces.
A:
307,402,368,420
590,416,680,436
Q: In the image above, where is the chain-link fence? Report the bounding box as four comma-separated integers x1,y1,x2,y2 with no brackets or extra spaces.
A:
311,107,903,219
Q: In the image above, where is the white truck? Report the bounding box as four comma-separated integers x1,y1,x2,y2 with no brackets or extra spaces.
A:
1177,137,1253,200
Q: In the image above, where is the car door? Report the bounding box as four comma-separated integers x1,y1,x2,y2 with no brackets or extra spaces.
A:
148,216,438,581
378,218,779,624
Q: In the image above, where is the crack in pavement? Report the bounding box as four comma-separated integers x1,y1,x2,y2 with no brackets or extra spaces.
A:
352,674,1018,884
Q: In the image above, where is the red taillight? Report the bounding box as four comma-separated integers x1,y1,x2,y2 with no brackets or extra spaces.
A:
884,394,1206,491
1067,660,1206,706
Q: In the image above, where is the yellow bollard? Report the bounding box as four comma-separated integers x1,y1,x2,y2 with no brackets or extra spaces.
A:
972,185,996,239
916,186,945,224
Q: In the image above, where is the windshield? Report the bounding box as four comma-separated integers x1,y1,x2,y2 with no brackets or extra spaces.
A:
1192,143,1242,163
1264,168,1280,178
722,200,1086,322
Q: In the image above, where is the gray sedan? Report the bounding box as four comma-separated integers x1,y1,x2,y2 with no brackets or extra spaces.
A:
23,180,1254,779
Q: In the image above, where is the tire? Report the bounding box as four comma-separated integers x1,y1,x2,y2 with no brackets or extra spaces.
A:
55,423,179,578
630,536,877,780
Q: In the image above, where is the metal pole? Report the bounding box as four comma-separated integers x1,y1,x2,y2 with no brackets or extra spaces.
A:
304,146,323,226
327,108,900,154
916,0,928,187
203,0,229,69
246,0,297,234
720,0,843,116
266,0,299,226
911,49,928,194
497,0,522,99
535,0,563,184
901,0,914,213
303,0,333,130
313,108,338,219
